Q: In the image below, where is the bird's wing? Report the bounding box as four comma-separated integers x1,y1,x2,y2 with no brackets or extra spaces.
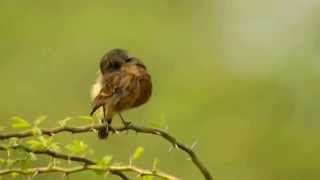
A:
90,72,128,115
90,91,113,116
90,73,121,116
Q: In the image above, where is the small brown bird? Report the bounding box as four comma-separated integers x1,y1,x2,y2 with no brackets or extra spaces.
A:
90,48,152,139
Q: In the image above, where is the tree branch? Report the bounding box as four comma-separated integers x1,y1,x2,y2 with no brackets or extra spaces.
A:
0,123,213,180
0,165,177,180
0,144,178,180
0,144,95,165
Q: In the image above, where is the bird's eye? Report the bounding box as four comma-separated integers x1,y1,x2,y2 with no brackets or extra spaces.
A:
125,57,133,63
110,62,121,69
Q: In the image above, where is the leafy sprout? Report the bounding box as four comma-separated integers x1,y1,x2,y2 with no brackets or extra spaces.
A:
58,117,72,127
132,146,145,161
65,140,88,155
11,117,31,129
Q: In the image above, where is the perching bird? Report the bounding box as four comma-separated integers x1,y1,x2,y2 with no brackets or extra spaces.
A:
90,48,152,139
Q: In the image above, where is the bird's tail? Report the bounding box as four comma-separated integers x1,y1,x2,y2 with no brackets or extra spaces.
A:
98,118,111,139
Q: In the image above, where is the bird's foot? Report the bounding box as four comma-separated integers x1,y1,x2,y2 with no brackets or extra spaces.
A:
119,113,132,132
98,118,113,139
118,113,132,128
122,119,132,127
98,122,108,139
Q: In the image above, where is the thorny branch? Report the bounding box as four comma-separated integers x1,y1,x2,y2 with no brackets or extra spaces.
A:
0,144,95,165
0,144,177,180
0,165,177,180
0,122,213,180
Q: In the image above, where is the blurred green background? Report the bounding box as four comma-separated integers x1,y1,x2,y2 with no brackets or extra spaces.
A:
1,0,320,179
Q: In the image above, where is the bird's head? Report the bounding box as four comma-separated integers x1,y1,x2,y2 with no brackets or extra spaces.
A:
100,48,129,74
123,57,146,69
100,48,146,74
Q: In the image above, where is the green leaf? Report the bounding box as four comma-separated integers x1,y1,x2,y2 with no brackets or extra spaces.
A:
79,116,94,121
11,172,19,178
29,136,59,151
152,158,160,170
132,146,144,160
93,169,105,176
49,142,61,152
47,136,54,145
65,140,88,154
8,137,18,146
31,127,42,136
38,136,48,147
97,155,113,167
11,117,31,129
58,117,72,127
28,152,37,161
26,139,43,149
34,115,46,126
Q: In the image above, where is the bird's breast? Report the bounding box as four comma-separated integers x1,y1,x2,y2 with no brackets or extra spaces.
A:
91,74,103,100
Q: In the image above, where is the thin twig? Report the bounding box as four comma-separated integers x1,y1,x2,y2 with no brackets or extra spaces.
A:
0,123,213,180
0,144,95,165
0,165,178,180
0,144,178,180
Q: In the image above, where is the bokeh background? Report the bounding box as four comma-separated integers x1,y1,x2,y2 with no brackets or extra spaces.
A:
1,0,320,179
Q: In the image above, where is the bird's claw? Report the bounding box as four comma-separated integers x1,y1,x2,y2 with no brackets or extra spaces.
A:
118,113,132,128
122,120,132,127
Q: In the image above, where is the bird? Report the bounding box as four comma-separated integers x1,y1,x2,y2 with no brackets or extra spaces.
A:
90,48,152,139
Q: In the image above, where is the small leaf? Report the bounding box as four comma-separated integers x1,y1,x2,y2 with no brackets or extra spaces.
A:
34,116,46,126
31,127,42,136
46,136,54,145
79,141,87,150
28,152,37,161
49,143,61,152
79,116,94,121
93,169,105,176
11,172,19,178
97,155,113,167
38,136,48,147
132,146,144,160
9,137,18,146
26,139,43,149
11,117,31,129
65,140,88,154
152,158,160,170
58,117,72,127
